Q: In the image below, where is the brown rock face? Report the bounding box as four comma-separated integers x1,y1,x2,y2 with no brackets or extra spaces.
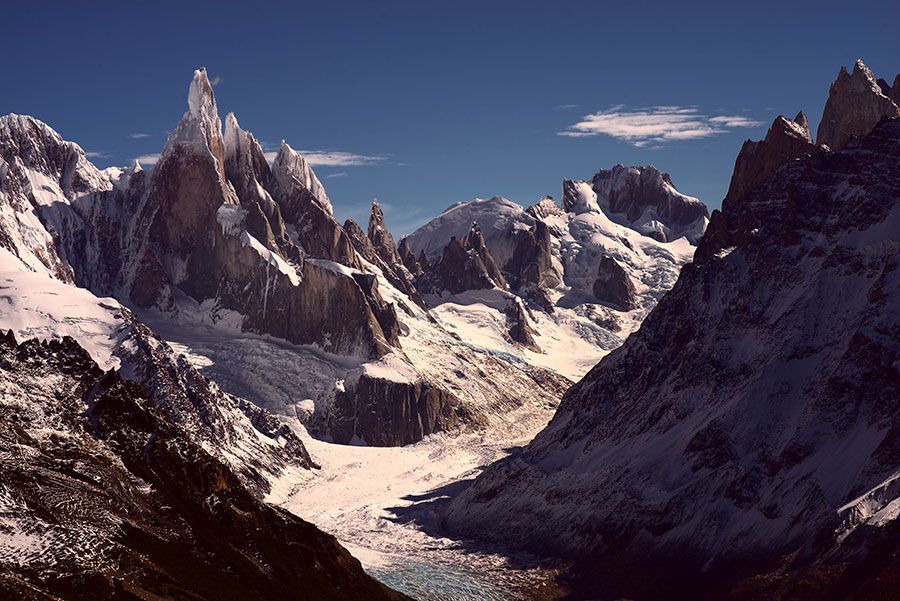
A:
723,113,817,208
505,220,560,290
419,222,508,295
816,59,900,150
368,199,401,266
420,236,496,294
397,236,423,276
890,74,900,105
592,255,636,310
272,147,360,267
327,372,474,446
465,221,507,289
345,217,424,310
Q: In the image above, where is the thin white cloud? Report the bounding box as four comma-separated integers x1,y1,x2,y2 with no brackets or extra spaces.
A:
555,104,579,110
262,149,387,167
134,153,160,166
560,105,764,146
708,115,766,128
299,150,387,167
84,151,108,159
209,75,223,86
130,132,151,139
326,172,349,178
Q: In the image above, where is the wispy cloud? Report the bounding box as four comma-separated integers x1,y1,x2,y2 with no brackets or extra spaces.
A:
134,153,160,166
130,132,151,139
300,150,387,167
326,172,349,178
555,104,579,110
263,149,388,167
559,105,765,146
708,115,766,128
209,75,223,86
85,151,108,159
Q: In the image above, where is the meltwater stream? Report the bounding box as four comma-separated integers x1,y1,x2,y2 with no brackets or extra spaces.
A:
369,559,509,601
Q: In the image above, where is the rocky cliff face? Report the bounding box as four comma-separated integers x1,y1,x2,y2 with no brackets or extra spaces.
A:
0,332,407,601
564,164,709,243
592,254,636,310
0,113,109,280
418,221,508,294
444,66,900,601
724,112,817,207
816,59,900,151
324,369,475,446
344,201,423,308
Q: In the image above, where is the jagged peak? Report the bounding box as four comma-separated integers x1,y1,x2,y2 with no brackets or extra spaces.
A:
0,113,108,195
853,58,871,76
188,67,217,121
223,111,257,161
771,114,812,143
370,198,384,220
817,59,900,150
890,74,900,104
794,111,810,136
159,69,227,169
272,141,332,215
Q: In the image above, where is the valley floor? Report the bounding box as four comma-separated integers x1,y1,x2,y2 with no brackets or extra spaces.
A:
140,306,580,599
267,409,563,601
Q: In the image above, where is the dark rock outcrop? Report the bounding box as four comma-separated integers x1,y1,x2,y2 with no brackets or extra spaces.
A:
326,372,475,446
465,221,507,289
506,297,539,350
816,59,900,150
398,236,423,275
418,222,507,295
723,113,817,207
0,332,408,601
504,220,560,290
592,255,636,310
368,199,401,266
890,74,900,105
344,206,424,308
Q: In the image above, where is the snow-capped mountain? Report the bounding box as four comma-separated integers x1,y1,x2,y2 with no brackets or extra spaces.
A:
402,168,703,379
0,68,602,452
443,60,900,600
564,164,709,243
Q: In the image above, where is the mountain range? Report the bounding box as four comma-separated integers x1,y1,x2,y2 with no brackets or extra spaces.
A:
0,58,897,600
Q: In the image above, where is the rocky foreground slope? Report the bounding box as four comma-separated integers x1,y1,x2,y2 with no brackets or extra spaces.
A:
443,60,900,600
0,331,406,601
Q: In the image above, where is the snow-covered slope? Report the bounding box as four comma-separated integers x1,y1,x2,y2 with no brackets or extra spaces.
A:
443,66,900,600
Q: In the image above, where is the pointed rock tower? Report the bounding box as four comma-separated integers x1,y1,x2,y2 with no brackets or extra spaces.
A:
816,59,900,150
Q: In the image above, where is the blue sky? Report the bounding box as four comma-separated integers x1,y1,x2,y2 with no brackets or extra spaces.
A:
3,1,898,234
